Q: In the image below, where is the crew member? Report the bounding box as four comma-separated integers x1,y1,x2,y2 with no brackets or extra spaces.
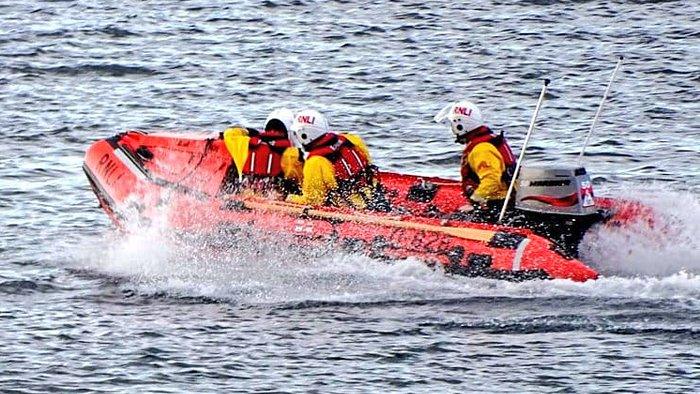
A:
434,100,516,218
222,108,300,194
285,109,385,210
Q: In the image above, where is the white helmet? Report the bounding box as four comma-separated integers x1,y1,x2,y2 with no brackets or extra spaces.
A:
264,107,294,135
434,100,485,140
290,109,330,148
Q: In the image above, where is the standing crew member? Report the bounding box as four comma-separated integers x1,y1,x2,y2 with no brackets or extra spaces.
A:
434,100,516,218
285,109,385,210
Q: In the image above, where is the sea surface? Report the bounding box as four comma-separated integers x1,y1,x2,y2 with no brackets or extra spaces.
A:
1,0,699,392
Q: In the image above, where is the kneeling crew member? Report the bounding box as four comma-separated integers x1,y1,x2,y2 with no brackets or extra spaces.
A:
285,109,382,210
434,100,516,218
222,107,300,193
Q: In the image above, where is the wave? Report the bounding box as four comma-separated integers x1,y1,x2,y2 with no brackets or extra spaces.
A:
10,64,161,77
0,279,57,295
98,26,139,38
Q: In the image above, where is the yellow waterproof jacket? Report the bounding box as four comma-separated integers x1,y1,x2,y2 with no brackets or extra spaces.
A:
281,148,304,184
285,133,372,206
465,142,508,200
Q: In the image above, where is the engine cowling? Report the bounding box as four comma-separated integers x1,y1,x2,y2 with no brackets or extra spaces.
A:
515,165,597,216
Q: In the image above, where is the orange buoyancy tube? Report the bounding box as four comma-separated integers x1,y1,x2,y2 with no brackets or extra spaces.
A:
460,126,516,194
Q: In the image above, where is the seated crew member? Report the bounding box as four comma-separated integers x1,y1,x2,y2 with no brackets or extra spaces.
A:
285,109,385,210
222,108,300,194
434,100,516,221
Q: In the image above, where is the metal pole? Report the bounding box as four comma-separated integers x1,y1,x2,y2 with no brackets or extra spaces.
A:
498,79,550,223
578,56,624,165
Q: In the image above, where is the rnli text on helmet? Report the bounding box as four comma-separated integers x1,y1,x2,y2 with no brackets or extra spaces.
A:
454,107,473,116
298,115,316,124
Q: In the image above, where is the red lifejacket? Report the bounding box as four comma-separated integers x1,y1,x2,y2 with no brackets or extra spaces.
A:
240,132,291,177
305,133,390,211
460,126,517,193
306,133,369,181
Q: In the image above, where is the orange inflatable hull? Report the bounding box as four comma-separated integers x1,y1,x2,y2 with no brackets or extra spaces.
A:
83,131,649,282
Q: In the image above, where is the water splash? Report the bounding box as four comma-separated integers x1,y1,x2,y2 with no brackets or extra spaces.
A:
70,221,473,305
64,180,700,304
67,225,699,306
580,185,700,277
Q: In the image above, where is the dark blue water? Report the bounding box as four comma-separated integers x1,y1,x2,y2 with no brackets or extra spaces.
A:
1,1,698,392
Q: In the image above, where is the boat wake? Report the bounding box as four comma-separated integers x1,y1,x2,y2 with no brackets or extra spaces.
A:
66,184,700,305
580,186,700,277
67,236,699,307
71,226,469,304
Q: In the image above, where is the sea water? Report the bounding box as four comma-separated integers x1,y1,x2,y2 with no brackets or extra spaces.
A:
1,1,698,392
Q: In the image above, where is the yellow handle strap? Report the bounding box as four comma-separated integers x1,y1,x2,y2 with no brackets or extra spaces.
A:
241,198,495,243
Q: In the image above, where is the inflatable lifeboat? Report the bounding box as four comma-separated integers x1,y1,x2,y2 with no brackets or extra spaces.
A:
83,130,649,282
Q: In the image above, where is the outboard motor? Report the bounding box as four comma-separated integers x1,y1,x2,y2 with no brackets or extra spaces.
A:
512,165,610,257
516,166,597,215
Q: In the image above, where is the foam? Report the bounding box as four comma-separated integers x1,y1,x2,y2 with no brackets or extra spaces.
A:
66,182,700,305
66,226,698,306
580,184,700,277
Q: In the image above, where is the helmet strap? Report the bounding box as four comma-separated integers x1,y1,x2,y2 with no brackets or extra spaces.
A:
456,126,490,144
302,132,336,151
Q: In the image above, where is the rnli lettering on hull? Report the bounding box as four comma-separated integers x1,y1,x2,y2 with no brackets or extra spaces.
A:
96,147,148,187
98,153,126,187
